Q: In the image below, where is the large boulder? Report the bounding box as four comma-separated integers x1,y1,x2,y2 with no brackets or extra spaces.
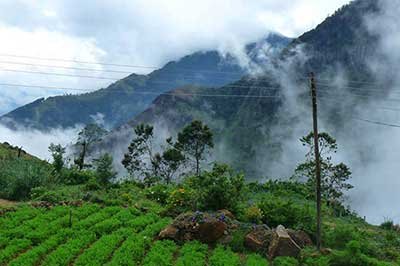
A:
287,229,313,248
158,211,232,244
268,225,302,258
245,225,273,252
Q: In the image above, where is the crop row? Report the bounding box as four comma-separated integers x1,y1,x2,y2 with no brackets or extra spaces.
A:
36,207,131,266
142,240,178,266
0,205,118,265
7,229,73,266
40,208,145,266
0,206,41,230
106,217,172,266
209,245,241,266
74,228,131,266
175,241,208,266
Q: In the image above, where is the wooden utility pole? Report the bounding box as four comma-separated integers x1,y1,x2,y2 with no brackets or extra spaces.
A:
310,72,322,251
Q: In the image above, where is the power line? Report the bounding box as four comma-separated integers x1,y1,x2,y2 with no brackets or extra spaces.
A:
0,53,247,76
352,117,400,128
0,83,281,99
0,60,133,74
0,53,158,69
0,68,118,81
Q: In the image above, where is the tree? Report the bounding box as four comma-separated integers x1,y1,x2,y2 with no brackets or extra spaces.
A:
176,120,214,175
122,124,185,185
48,143,66,175
294,132,353,205
93,153,117,185
122,124,156,181
74,123,107,170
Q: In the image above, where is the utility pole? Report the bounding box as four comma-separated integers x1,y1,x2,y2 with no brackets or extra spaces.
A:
310,72,322,251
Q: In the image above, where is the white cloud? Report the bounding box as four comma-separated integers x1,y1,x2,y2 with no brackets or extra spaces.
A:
0,0,350,114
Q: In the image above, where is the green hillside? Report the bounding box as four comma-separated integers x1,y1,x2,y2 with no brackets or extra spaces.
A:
1,179,399,266
0,143,52,201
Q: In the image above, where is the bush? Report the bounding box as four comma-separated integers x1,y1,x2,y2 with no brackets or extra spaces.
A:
329,240,394,266
258,195,315,232
273,256,299,266
187,163,245,212
244,205,263,224
84,177,102,191
145,184,174,204
166,187,195,215
61,169,94,185
324,223,361,249
31,190,62,203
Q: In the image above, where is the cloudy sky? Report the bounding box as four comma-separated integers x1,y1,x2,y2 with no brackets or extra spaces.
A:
0,0,350,115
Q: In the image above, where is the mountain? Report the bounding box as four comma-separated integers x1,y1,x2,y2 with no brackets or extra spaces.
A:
0,34,291,130
97,0,385,178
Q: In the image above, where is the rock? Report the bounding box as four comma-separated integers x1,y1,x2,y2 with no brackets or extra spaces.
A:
159,211,233,244
268,225,301,258
287,229,313,248
159,225,179,240
245,225,273,252
197,220,227,243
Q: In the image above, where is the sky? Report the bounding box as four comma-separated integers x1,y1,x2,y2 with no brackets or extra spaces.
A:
0,0,351,115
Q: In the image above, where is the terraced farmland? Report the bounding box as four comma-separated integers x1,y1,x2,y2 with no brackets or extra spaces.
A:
0,205,264,266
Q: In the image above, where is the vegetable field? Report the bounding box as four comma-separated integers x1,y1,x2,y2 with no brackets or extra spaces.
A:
0,205,265,266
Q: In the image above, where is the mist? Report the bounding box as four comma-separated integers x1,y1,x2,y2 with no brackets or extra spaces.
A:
0,123,80,161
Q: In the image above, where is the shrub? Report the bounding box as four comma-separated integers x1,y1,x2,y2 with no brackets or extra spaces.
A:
324,223,361,249
166,187,195,214
329,240,395,266
84,177,102,191
145,184,174,204
381,219,395,231
32,191,62,203
187,163,245,212
61,169,94,185
258,195,315,232
273,256,299,266
244,205,263,224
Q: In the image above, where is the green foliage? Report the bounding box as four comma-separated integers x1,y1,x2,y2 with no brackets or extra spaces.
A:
209,245,241,266
62,168,95,185
142,240,177,266
294,132,353,205
244,205,263,224
258,194,315,232
176,120,214,175
48,143,66,175
74,123,107,170
380,219,395,231
122,124,184,184
273,256,299,266
245,254,269,266
324,223,361,249
31,190,62,203
329,240,395,266
229,229,248,253
176,241,208,266
166,187,195,214
0,156,52,200
93,153,117,185
145,184,174,204
187,163,245,211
